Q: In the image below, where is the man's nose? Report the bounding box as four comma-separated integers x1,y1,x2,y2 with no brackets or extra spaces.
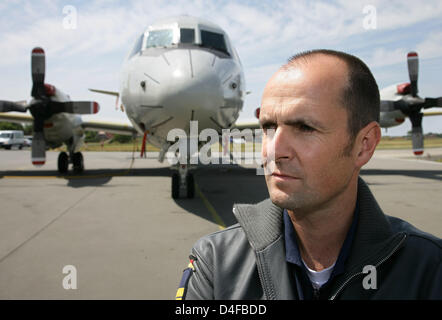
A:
265,126,293,162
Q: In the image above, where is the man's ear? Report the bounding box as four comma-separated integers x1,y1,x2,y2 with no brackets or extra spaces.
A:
354,121,381,168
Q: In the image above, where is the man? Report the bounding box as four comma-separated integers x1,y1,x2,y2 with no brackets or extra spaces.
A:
176,50,441,300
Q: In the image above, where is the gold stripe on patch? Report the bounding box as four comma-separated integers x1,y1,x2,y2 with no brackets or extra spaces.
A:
176,287,184,300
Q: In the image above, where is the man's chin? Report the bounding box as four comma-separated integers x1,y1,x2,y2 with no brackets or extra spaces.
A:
269,189,297,210
268,186,316,211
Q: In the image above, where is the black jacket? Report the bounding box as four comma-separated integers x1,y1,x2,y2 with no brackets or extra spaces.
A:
182,178,441,299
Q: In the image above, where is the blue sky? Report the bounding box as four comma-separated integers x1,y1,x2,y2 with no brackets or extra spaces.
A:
1,0,441,136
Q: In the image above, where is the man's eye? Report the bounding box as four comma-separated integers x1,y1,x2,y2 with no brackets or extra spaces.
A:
299,124,315,132
261,123,277,132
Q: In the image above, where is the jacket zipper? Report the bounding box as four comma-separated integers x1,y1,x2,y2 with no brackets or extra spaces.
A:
255,252,275,300
329,233,407,300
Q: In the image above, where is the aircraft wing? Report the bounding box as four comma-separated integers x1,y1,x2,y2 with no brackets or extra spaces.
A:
0,112,34,124
81,118,138,136
423,107,442,117
0,112,138,136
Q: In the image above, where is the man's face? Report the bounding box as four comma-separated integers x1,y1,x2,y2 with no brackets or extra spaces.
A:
260,55,358,212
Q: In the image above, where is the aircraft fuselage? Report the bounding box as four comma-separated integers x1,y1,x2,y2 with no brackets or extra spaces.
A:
119,16,245,150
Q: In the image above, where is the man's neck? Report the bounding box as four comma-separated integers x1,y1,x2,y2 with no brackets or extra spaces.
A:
287,178,358,271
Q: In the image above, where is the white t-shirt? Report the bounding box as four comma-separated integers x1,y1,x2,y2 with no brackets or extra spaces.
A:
302,260,336,290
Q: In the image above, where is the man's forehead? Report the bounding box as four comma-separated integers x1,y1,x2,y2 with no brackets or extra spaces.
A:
270,67,304,84
260,96,321,121
266,54,348,90
262,55,348,110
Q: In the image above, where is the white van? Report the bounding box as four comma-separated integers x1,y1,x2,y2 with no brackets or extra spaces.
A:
0,130,25,149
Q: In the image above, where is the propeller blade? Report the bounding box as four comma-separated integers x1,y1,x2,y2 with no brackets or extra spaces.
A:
408,112,424,155
49,101,100,115
423,97,442,109
411,128,424,156
59,101,100,114
0,100,27,113
407,52,419,97
31,47,46,98
31,131,46,166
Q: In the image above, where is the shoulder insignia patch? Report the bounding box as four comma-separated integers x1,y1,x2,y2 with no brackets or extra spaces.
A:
175,255,196,300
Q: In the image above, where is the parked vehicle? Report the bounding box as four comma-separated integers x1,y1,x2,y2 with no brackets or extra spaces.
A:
23,135,33,147
0,130,25,149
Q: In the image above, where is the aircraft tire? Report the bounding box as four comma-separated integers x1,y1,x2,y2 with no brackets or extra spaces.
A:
72,152,84,174
172,173,180,199
58,152,69,174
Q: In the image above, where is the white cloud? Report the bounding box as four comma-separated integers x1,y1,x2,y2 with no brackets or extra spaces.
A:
416,31,442,60
368,47,408,68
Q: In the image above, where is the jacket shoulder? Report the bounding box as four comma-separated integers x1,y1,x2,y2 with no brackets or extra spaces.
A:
191,224,247,263
388,215,442,258
185,224,260,299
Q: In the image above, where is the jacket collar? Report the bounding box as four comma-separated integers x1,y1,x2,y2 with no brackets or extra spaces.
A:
233,196,283,252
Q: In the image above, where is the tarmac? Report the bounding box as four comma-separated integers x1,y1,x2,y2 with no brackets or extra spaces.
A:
0,147,441,299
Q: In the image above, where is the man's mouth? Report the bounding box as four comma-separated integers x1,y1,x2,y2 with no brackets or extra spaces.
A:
271,172,300,181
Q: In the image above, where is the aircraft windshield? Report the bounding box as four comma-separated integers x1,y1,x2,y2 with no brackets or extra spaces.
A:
180,28,195,44
128,34,144,59
145,29,174,48
200,30,229,55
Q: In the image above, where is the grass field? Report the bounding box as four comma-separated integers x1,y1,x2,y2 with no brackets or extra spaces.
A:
74,136,442,152
376,136,442,149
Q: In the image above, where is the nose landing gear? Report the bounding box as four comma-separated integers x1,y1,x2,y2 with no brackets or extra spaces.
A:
171,164,195,199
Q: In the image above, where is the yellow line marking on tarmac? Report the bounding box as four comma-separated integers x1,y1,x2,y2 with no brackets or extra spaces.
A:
195,182,226,230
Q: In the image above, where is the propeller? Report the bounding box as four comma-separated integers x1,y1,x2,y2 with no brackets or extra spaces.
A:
0,47,100,166
392,52,442,155
29,47,48,165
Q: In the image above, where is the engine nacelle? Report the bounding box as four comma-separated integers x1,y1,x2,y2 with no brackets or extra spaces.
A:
43,113,77,144
379,111,406,128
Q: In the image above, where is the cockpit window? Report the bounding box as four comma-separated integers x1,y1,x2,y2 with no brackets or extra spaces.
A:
128,34,144,59
200,30,229,55
145,29,174,48
180,28,195,44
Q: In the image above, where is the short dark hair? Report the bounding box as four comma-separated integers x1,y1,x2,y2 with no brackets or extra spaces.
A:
286,49,380,143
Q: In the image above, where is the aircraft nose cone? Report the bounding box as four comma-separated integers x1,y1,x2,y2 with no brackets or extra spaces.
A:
159,50,224,115
132,48,243,133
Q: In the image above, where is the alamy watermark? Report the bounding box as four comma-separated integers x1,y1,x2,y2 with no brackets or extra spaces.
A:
62,265,77,290
62,5,78,30
362,5,377,30
156,121,276,175
362,265,377,290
